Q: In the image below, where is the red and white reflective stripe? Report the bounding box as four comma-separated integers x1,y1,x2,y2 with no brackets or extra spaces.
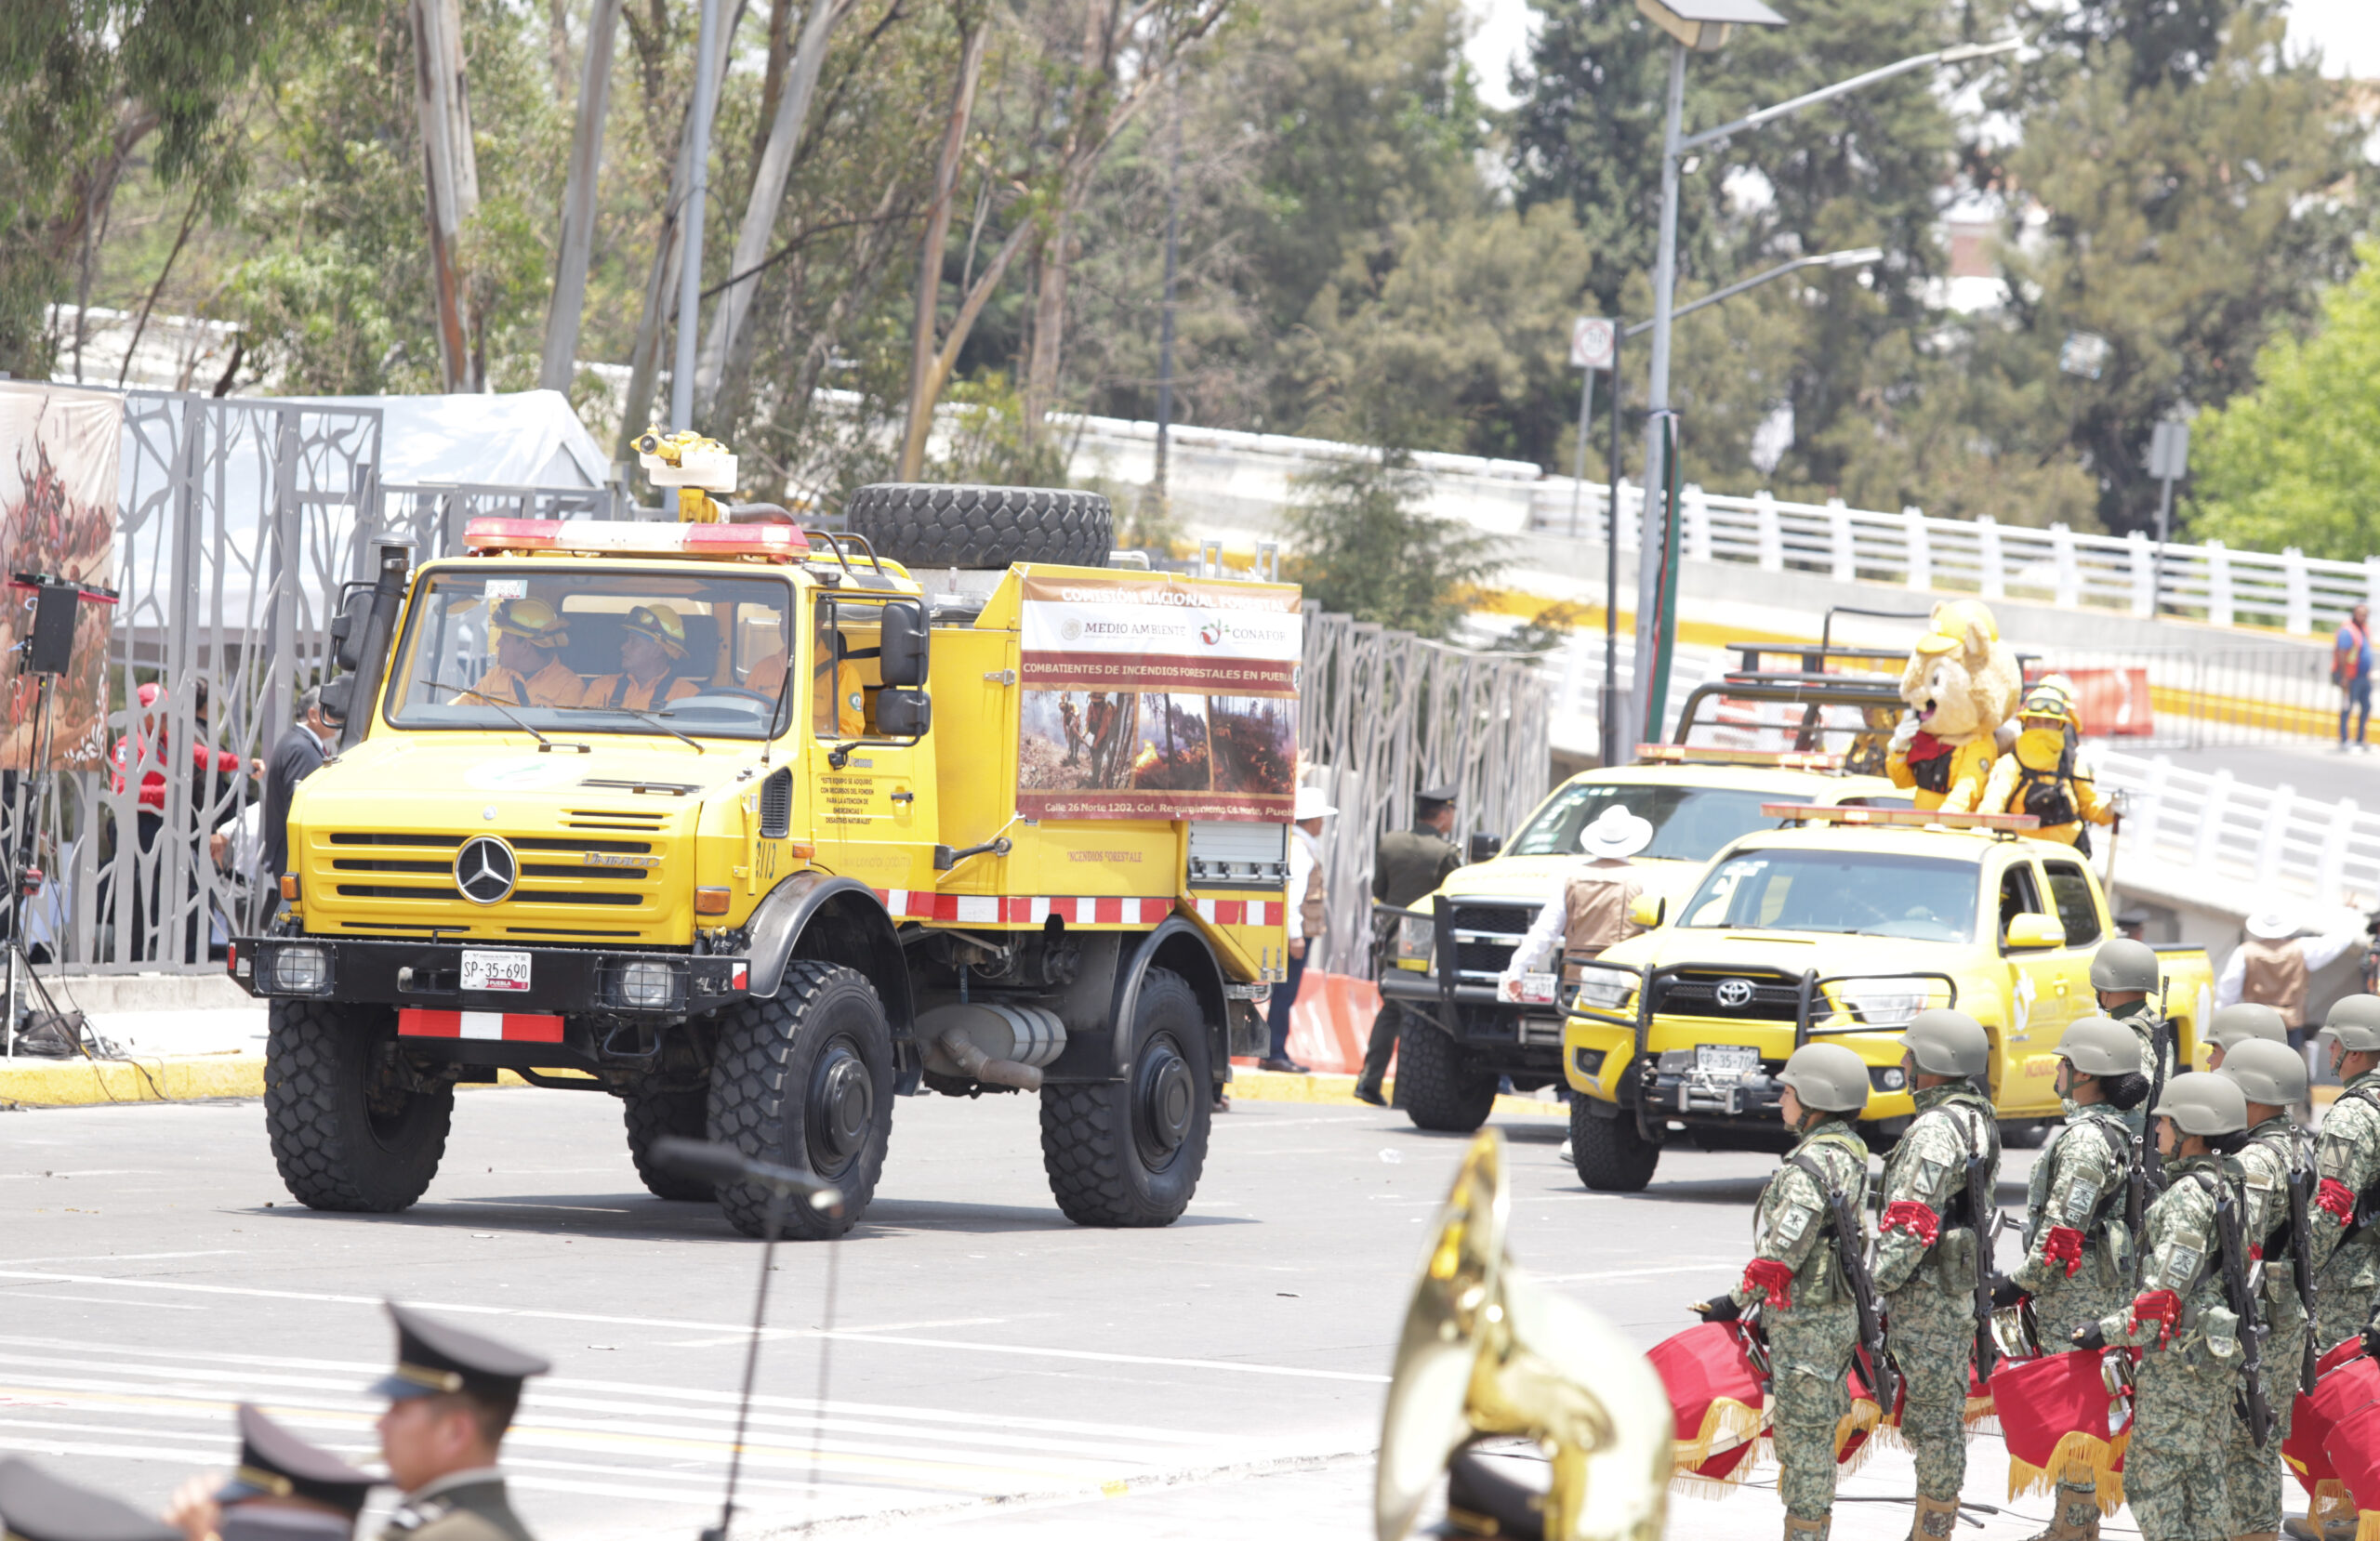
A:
870,890,1183,926
398,1009,565,1043
1192,898,1284,927
730,962,749,991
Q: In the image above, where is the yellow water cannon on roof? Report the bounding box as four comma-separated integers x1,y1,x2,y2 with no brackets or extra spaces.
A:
635,428,738,522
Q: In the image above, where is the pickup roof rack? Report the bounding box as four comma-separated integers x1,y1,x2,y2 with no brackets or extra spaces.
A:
1759,802,2041,833
1633,743,1844,771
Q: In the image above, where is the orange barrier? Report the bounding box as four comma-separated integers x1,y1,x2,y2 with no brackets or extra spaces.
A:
1233,970,1385,1075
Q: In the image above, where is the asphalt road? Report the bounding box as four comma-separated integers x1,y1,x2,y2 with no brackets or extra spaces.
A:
0,1088,2164,1540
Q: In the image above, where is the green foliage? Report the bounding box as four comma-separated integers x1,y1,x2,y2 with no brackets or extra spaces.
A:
925,373,1070,488
1281,451,1506,639
2188,244,2380,562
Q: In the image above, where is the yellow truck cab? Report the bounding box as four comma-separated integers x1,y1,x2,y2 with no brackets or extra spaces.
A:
232,482,1294,1237
1560,804,2215,1191
1377,745,1908,1132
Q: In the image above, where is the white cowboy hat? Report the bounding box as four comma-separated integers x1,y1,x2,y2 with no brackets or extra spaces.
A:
1293,784,1337,821
1577,805,1655,861
2244,903,2301,942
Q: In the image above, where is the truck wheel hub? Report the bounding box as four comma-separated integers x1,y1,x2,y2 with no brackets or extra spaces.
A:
1134,1036,1195,1164
808,1039,874,1171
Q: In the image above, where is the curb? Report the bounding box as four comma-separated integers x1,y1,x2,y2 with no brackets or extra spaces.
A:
1224,1066,1567,1120
0,1054,542,1109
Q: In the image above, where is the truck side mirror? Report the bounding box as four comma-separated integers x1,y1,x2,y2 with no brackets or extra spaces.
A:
331,588,373,670
318,675,354,725
2003,913,2067,950
880,602,930,687
1467,831,1501,863
1629,894,1665,929
876,686,931,737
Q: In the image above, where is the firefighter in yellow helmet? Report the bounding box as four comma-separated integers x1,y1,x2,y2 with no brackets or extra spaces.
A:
461,597,584,709
582,604,702,713
1979,676,2118,852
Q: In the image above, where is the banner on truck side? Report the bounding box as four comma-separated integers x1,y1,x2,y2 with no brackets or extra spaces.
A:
1016,572,1301,822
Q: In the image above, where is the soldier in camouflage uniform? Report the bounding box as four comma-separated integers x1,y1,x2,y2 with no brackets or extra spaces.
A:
2094,938,2181,1138
1689,1042,1874,1541
1871,1009,2000,1539
2290,995,2380,1541
2215,1037,2316,1541
1992,1015,2147,1541
2074,1073,2254,1541
2205,1003,2289,1073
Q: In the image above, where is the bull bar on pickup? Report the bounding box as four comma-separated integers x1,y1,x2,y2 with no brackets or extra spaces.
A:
1565,961,1960,1142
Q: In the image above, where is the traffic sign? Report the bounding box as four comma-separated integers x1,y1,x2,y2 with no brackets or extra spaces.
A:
2149,418,2190,481
1568,316,1617,371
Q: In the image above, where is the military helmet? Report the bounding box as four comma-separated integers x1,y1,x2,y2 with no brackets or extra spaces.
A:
2206,1002,2289,1052
2053,1015,2142,1078
488,596,570,649
2323,994,2380,1052
1901,1008,1990,1077
2218,1037,2308,1109
624,602,690,660
2089,938,2161,994
1778,1042,1871,1114
2149,1071,2248,1137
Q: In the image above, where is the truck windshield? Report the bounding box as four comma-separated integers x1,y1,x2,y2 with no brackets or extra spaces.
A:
385,568,795,741
1507,783,1780,863
1677,850,1979,942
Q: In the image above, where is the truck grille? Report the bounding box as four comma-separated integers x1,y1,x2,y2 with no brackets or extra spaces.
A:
1446,902,1539,982
1653,969,1806,1022
321,829,661,912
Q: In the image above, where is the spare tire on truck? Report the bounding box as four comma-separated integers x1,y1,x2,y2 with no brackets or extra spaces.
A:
843,484,1113,571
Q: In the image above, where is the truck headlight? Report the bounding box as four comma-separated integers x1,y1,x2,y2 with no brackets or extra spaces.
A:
617,960,679,1009
1573,968,1633,1011
1835,977,1936,1030
1395,914,1435,965
268,943,331,995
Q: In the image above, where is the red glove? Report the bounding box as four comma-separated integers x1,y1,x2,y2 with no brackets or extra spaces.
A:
1880,1200,1941,1247
2319,1178,2357,1224
2129,1288,2182,1349
2250,1243,2264,1262
2043,1226,2085,1278
1741,1258,1795,1311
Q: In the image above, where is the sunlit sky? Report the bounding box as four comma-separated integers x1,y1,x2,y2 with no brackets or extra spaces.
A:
1463,0,2380,112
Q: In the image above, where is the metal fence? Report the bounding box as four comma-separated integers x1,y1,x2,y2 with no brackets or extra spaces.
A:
2099,749,2380,911
1298,610,1552,978
1529,480,2379,639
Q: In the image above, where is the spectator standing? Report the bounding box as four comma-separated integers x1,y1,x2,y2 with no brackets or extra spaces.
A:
1261,784,1333,1074
261,686,337,890
1499,805,1658,994
110,679,261,961
2337,602,2373,752
1354,785,1462,1107
2218,899,2370,1093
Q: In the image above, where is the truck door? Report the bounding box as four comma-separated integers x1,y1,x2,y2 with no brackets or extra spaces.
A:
1997,852,2090,1107
804,591,940,897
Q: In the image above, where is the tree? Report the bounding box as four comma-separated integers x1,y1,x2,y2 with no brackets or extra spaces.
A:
1280,451,1505,639
2187,243,2380,562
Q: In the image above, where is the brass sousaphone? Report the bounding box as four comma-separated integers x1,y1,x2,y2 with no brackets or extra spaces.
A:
1376,1130,1671,1541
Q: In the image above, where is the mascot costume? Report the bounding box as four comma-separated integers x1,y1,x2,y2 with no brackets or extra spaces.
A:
1886,600,2022,812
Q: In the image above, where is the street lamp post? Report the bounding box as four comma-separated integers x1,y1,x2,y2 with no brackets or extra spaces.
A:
1626,0,2021,752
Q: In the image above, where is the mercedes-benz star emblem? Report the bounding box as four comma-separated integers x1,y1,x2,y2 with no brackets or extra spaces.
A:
454,836,518,905
1713,978,1755,1009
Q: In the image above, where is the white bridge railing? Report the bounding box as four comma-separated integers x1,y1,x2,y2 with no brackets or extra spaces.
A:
2096,750,2378,910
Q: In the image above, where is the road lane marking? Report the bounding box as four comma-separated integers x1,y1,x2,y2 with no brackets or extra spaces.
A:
0,1275,1388,1383
0,1251,243,1266
1534,1262,1736,1284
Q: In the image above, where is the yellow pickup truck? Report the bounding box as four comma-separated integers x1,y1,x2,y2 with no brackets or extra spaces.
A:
1560,806,2214,1190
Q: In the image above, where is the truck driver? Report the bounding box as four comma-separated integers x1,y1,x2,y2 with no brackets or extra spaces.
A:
459,598,582,709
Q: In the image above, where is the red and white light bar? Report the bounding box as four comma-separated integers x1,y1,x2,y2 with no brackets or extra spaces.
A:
1760,803,2041,831
1639,744,1844,771
463,518,810,561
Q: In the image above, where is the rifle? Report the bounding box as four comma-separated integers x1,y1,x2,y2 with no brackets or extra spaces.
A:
1964,1106,2003,1379
2211,1170,2274,1447
2127,979,2175,1239
1791,1152,1897,1415
2284,1129,2321,1397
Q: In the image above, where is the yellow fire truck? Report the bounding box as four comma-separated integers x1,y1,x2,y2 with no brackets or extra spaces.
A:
232,482,1295,1237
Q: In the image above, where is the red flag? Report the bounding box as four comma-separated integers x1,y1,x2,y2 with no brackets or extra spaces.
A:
1991,1348,2133,1513
2285,1337,2367,1501
2313,1351,2380,1539
1648,1323,1766,1493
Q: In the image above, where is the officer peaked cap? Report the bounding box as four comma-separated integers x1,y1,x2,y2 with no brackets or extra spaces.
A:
0,1460,179,1541
216,1405,377,1516
1417,785,1459,805
371,1303,549,1403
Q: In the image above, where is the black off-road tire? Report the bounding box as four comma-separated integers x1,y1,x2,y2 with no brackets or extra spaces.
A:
1568,1095,1660,1192
1040,968,1210,1226
264,998,453,1213
1395,1015,1498,1133
843,484,1114,571
708,962,893,1239
624,1084,714,1201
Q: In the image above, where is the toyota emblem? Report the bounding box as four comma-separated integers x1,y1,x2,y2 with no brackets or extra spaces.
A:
1713,977,1756,1009
454,836,519,905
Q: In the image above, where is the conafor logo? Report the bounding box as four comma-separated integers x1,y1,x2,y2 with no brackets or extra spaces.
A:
1200,618,1223,645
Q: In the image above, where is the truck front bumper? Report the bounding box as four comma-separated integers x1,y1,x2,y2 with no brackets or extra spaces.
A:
230,934,751,1020
1375,969,1567,1073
